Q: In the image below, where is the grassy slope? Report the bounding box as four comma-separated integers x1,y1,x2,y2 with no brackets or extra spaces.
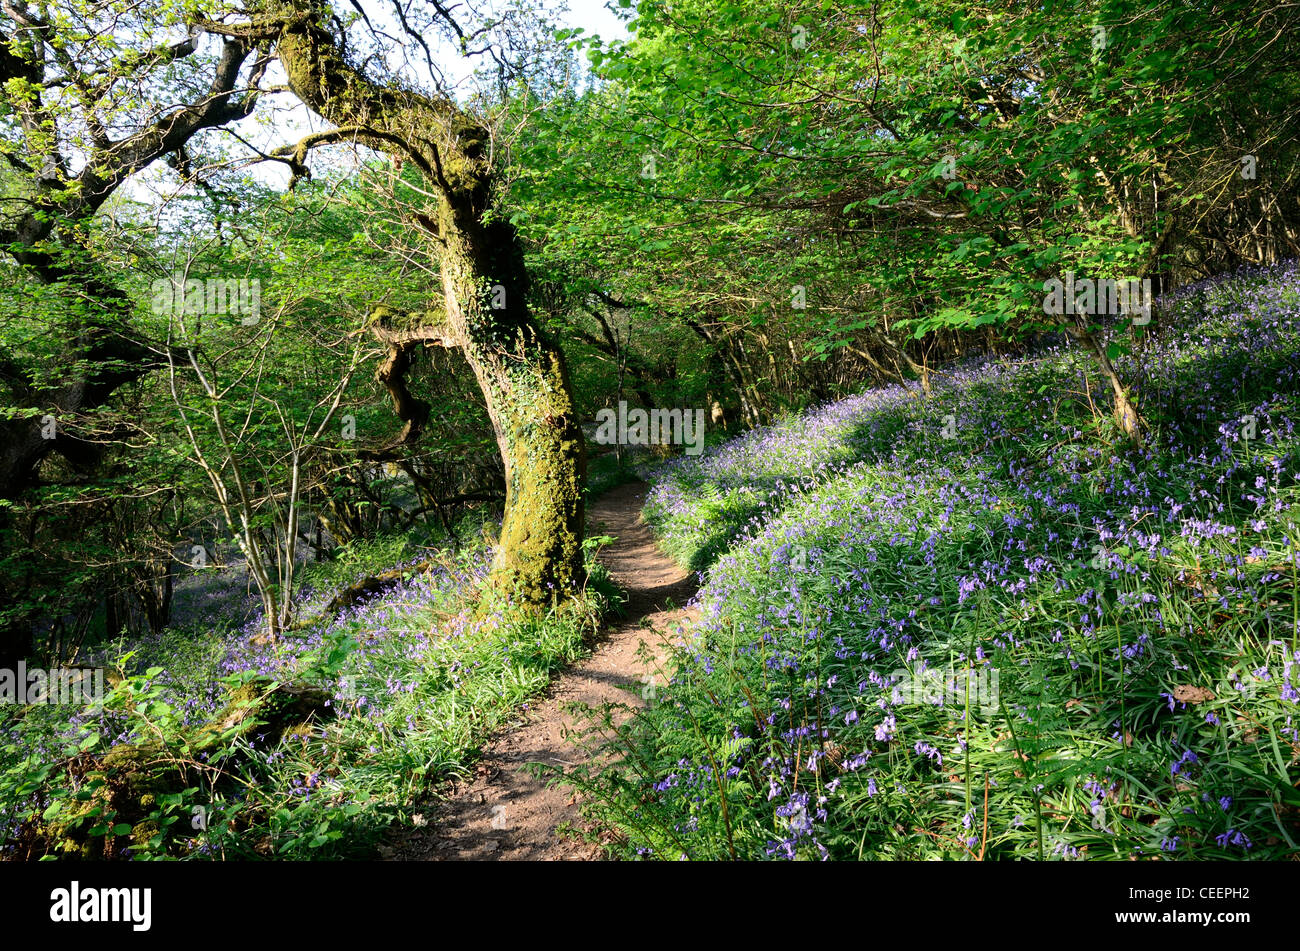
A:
586,263,1300,860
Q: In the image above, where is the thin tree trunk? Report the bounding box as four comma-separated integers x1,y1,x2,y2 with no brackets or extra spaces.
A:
1070,326,1145,442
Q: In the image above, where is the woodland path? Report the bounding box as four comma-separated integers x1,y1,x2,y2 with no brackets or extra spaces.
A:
386,480,697,860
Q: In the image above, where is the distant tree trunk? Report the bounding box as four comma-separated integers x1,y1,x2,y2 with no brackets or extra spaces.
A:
105,593,123,641
683,317,765,428
143,561,174,634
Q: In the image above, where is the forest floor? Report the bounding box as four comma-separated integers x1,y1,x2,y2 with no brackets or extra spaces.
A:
385,480,696,860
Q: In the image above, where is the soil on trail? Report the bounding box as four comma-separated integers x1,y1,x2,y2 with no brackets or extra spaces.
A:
386,480,697,861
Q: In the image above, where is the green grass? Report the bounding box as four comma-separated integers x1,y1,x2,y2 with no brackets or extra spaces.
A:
1,530,617,859
572,265,1300,860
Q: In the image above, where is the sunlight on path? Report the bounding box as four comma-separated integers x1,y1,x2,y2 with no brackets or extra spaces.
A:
387,480,696,860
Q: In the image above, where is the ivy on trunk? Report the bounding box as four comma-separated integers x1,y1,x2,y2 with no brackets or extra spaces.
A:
267,1,586,609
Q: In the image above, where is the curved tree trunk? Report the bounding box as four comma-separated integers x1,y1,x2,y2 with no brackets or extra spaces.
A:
436,214,587,606
1069,326,1146,443
272,6,586,608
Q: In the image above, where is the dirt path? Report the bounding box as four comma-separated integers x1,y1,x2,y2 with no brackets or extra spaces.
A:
388,480,697,860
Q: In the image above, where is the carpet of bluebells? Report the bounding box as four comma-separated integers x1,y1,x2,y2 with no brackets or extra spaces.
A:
589,262,1300,860
1,531,608,858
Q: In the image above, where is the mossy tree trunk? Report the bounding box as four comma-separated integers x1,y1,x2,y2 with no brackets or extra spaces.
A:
271,5,586,608
436,212,587,606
